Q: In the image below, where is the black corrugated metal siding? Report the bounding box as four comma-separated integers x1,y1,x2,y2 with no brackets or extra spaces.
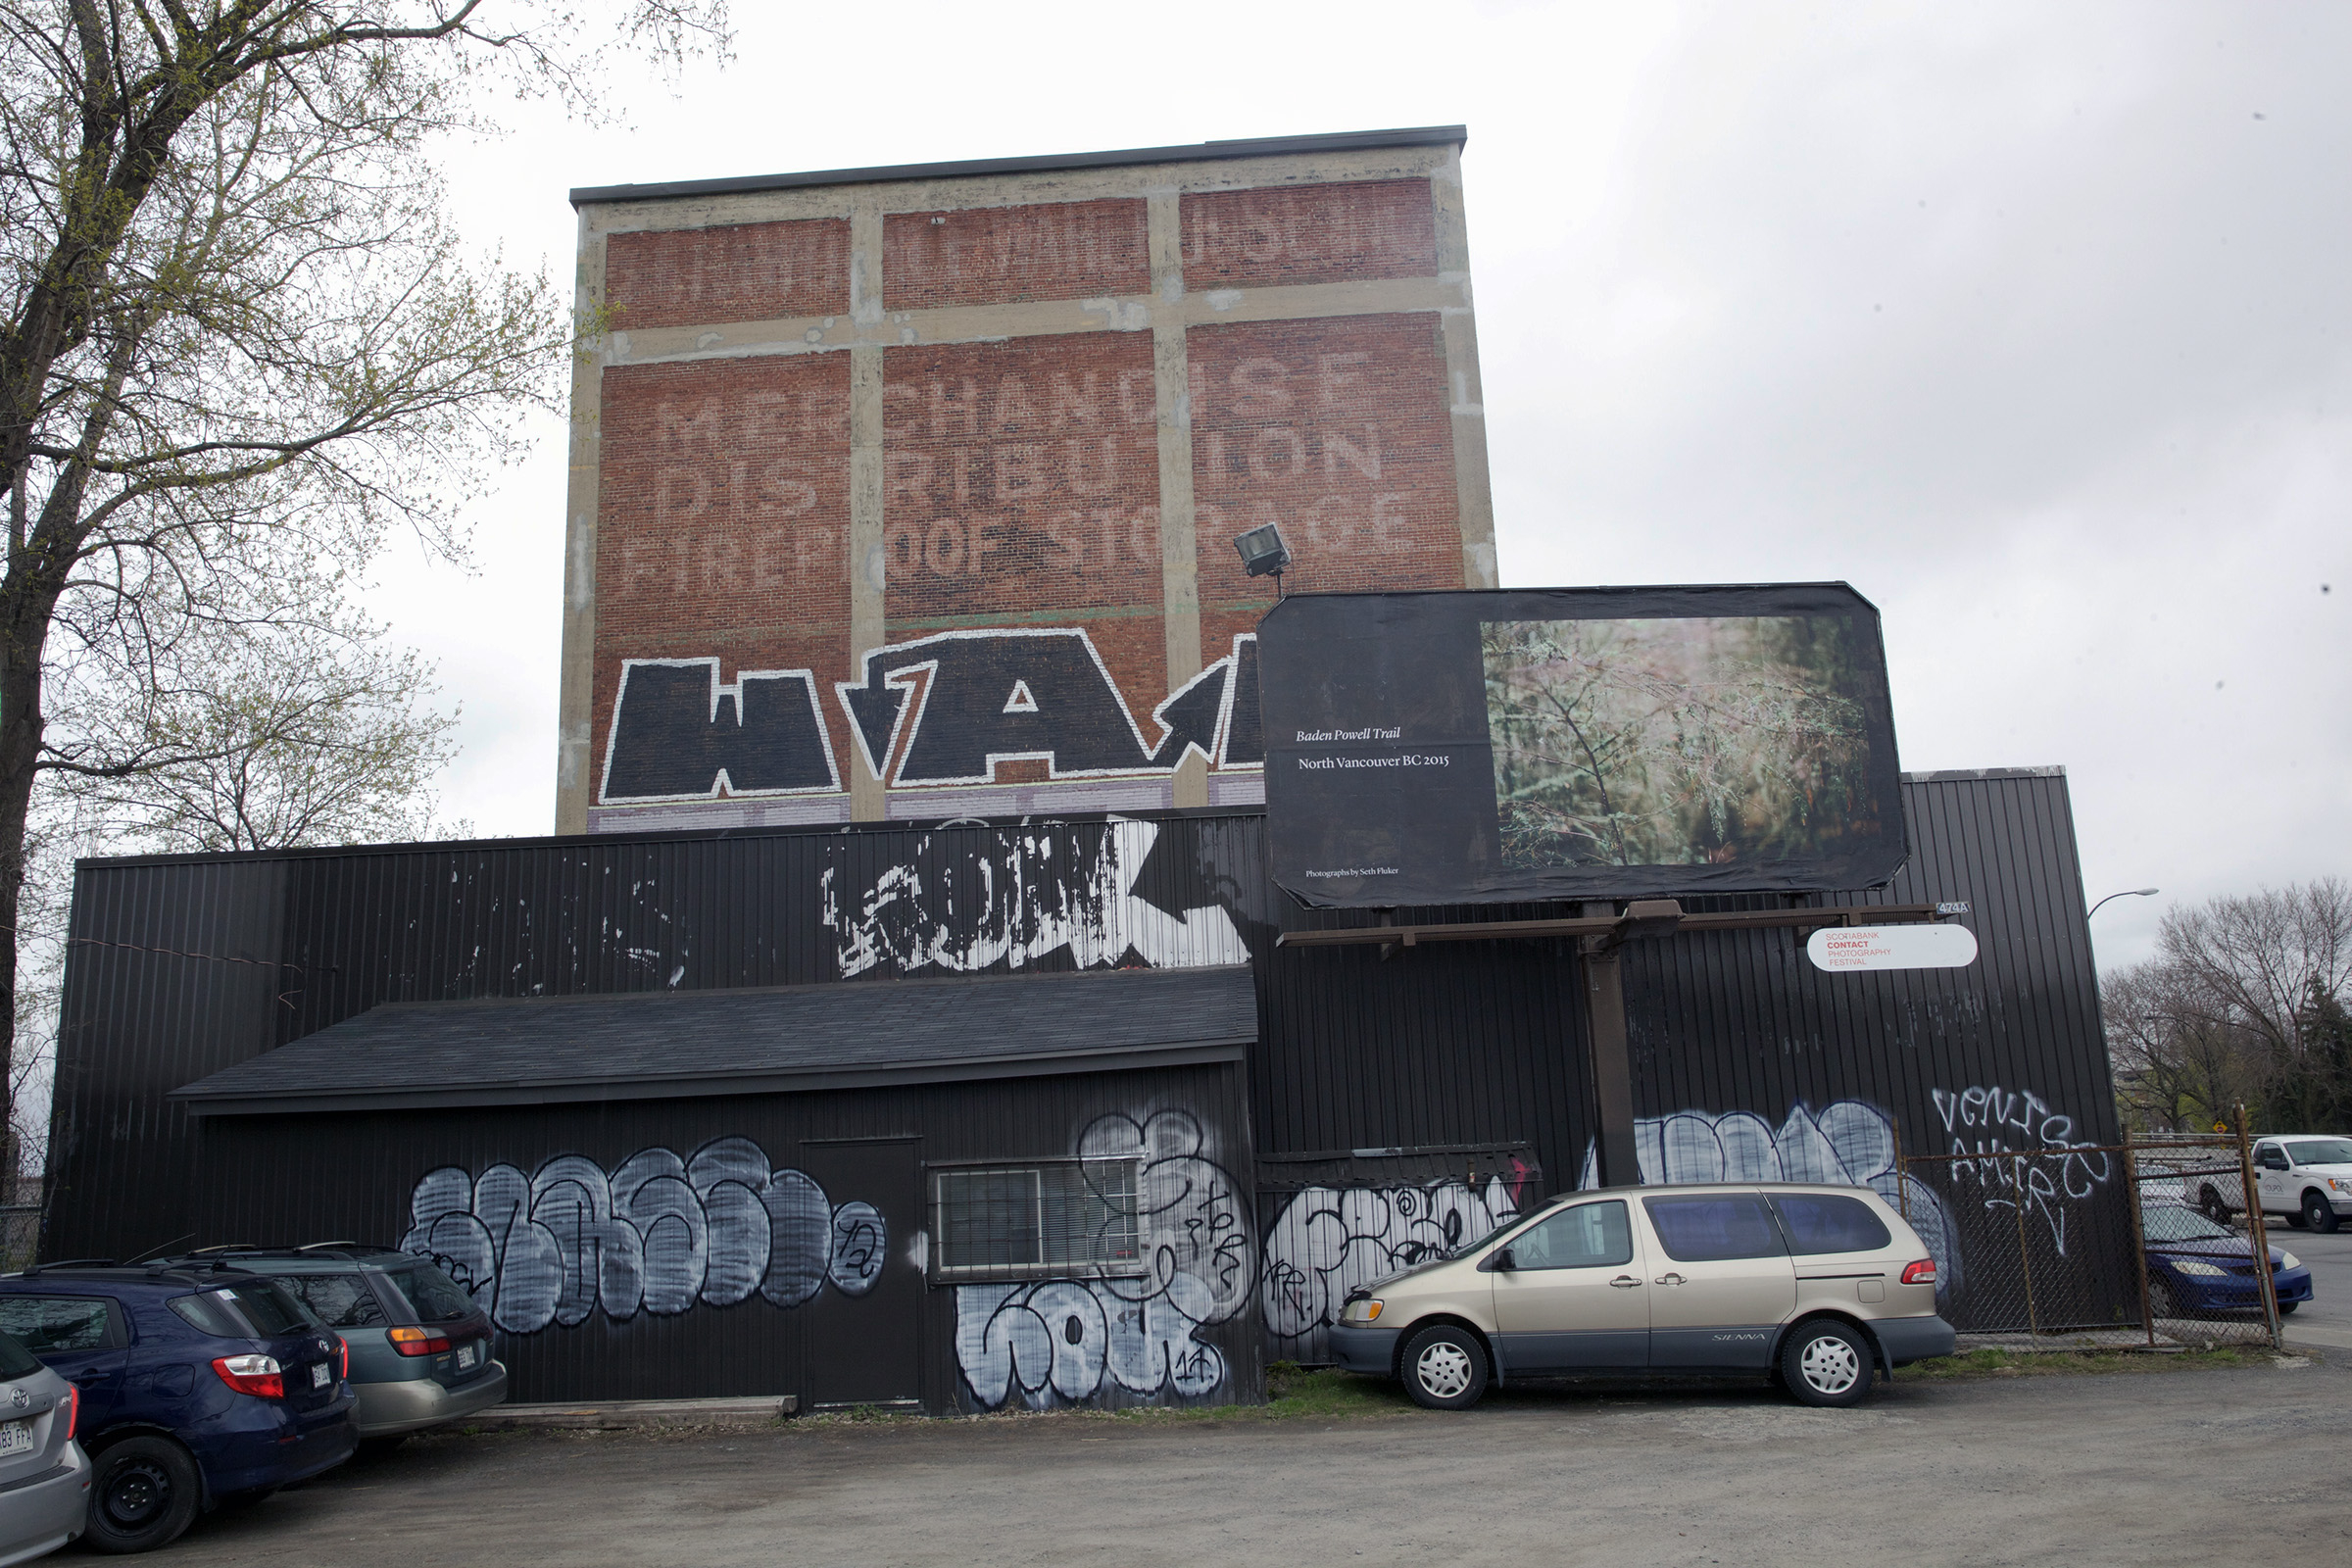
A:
189,1060,1256,1414
48,769,2118,1352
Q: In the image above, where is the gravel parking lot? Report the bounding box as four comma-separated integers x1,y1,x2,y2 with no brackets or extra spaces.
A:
152,1356,2350,1567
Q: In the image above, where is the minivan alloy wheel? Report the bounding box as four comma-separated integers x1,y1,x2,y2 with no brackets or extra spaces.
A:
1798,1336,1861,1396
1415,1341,1474,1399
1396,1323,1489,1410
1779,1320,1874,1408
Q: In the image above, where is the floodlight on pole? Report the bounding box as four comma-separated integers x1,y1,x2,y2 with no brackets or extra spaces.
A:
1233,523,1292,600
2085,887,2160,920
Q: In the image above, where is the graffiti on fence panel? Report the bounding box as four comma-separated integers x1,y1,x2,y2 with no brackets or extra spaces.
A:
1931,1085,2113,1256
1259,1178,1527,1362
402,1137,866,1333
954,1109,1254,1409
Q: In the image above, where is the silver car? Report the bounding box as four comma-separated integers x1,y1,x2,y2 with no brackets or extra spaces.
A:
0,1328,88,1566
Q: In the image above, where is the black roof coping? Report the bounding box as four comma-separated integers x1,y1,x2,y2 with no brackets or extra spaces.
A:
569,125,1466,207
71,770,2069,874
170,965,1257,1116
73,803,1263,871
1900,766,2066,782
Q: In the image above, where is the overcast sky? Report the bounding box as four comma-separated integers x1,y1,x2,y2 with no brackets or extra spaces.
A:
378,0,2350,974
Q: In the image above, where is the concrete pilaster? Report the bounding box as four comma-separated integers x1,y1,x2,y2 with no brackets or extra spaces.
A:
1148,188,1206,808
1433,146,1498,590
848,198,888,820
554,210,607,834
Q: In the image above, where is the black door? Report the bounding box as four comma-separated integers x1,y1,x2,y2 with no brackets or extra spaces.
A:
799,1138,923,1409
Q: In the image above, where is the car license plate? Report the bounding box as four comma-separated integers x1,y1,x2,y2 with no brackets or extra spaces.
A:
312,1361,332,1390
456,1343,478,1371
0,1420,31,1456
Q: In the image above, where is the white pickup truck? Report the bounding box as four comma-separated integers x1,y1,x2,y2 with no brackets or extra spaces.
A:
2235,1136,2352,1233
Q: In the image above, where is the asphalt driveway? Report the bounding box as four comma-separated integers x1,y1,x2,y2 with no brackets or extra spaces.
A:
154,1358,2349,1567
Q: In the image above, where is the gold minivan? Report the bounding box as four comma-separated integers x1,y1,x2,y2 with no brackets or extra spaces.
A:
1326,1183,1954,1408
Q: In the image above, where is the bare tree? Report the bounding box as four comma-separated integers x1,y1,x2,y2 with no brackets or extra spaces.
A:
0,3,728,1160
2103,961,2268,1133
2105,879,2352,1133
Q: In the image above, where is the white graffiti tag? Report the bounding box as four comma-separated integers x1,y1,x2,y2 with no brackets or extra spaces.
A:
954,1110,1254,1409
1932,1085,2112,1255
822,819,1246,978
402,1138,868,1333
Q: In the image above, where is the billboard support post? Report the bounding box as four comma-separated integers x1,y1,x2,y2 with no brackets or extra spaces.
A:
1579,916,1640,1190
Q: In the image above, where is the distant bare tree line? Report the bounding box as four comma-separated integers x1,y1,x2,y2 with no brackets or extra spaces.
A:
2106,879,2352,1134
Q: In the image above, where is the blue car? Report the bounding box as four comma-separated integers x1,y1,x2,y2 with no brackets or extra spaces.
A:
2141,1203,2315,1320
0,1264,358,1553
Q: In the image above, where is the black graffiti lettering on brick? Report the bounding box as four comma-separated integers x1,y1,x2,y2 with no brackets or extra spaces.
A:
600,659,840,804
1222,636,1262,766
1146,633,1262,772
836,629,1155,786
1149,661,1227,768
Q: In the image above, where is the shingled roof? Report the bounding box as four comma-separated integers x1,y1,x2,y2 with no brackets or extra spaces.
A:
170,965,1254,1115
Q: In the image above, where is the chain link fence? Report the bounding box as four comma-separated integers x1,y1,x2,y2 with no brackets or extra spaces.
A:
1896,1131,2281,1350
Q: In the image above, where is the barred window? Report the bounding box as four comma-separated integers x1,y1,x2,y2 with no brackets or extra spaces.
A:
930,1158,1145,1281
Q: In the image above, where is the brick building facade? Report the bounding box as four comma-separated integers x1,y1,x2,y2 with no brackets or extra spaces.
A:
559,128,1495,832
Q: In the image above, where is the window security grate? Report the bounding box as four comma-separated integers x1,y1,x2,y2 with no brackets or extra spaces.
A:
929,1158,1145,1281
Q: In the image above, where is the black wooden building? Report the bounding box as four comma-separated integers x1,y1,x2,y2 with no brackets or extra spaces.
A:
41,767,2120,1413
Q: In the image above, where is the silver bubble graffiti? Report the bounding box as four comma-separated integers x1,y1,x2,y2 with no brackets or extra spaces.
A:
1260,1178,1527,1365
1577,1099,1961,1301
403,1137,881,1333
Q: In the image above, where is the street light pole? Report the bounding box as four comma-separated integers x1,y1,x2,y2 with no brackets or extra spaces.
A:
2086,887,2160,920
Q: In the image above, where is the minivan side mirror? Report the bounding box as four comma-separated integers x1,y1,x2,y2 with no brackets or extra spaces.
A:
1478,1248,1517,1273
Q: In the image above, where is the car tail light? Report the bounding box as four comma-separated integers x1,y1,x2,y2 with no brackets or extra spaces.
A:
388,1326,453,1357
62,1385,77,1443
337,1336,349,1380
212,1354,285,1398
1901,1258,1937,1286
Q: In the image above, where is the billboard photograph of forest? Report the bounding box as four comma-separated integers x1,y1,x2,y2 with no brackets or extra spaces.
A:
1481,614,1885,871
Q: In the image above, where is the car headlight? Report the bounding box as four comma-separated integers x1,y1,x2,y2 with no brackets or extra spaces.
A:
1342,1298,1385,1325
2329,1178,2352,1194
2172,1259,2228,1278
2278,1251,2300,1271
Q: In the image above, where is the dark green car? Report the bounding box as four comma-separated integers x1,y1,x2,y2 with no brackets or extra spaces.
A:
164,1247,506,1442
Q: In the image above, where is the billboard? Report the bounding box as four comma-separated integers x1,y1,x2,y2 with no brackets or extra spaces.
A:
1259,585,1906,906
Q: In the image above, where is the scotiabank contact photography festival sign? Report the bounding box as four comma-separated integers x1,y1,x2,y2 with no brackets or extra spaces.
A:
1259,585,1907,907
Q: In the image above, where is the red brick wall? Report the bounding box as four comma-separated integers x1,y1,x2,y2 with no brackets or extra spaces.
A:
1181,180,1437,288
595,355,855,782
884,199,1150,311
1189,313,1462,649
881,333,1167,722
591,176,1468,806
606,219,851,329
